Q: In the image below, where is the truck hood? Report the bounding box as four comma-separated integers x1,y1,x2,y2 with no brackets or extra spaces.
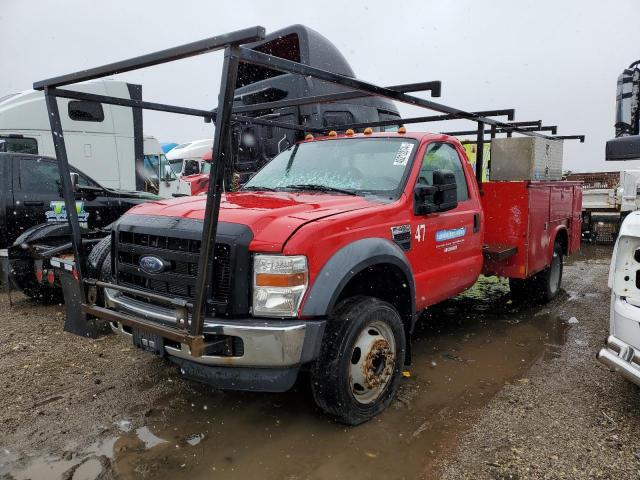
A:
126,191,378,250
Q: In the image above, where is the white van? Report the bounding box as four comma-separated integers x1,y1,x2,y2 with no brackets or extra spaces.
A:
0,79,161,192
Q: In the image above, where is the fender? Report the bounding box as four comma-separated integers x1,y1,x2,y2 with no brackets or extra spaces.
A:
549,224,569,259
301,238,416,325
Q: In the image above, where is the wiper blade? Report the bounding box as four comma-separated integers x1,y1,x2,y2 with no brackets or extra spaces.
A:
242,185,277,192
284,184,357,195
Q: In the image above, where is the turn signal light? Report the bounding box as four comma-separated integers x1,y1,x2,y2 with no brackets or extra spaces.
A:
345,129,355,136
363,127,373,135
255,272,307,287
328,130,338,137
398,126,407,134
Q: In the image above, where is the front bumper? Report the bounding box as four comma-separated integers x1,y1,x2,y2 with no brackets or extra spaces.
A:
105,288,325,390
597,295,640,386
597,336,640,386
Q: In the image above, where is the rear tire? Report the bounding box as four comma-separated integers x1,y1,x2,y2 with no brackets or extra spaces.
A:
509,241,563,304
310,296,406,425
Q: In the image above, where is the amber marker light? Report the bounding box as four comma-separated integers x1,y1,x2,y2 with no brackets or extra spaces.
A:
255,272,308,287
363,127,373,135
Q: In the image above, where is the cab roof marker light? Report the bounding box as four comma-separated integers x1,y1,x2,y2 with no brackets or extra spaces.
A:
345,129,355,136
363,127,373,135
398,126,407,134
304,133,314,140
328,130,338,137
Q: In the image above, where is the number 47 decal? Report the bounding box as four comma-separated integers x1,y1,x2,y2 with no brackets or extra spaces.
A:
415,224,426,242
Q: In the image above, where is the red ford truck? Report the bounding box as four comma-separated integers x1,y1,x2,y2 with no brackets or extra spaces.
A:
34,26,584,425
91,130,581,424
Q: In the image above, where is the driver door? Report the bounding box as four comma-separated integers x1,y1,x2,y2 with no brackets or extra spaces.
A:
407,142,483,309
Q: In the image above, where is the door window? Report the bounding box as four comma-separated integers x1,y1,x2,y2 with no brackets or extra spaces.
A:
0,136,38,154
418,143,469,201
68,100,104,122
18,157,60,194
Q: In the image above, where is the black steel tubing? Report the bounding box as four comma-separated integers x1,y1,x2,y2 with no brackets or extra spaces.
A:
34,26,265,90
237,48,556,140
318,109,516,133
43,88,88,302
191,46,240,336
231,81,442,114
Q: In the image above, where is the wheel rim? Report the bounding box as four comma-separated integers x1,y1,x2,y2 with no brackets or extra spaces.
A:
549,250,561,294
348,320,396,405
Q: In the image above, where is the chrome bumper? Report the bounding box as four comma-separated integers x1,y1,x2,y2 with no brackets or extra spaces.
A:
105,288,323,368
597,335,640,386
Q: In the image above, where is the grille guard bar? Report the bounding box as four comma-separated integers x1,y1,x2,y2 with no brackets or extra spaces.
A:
84,278,204,356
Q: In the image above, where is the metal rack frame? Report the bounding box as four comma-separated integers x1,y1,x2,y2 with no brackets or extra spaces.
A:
34,25,585,350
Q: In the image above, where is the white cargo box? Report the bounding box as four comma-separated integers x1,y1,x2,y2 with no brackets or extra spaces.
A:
490,137,564,181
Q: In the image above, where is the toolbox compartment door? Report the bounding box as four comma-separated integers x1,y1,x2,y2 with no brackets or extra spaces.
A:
527,184,552,276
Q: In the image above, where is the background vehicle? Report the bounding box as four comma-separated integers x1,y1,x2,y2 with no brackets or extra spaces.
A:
159,139,212,197
0,79,162,193
0,152,159,301
565,170,640,243
598,60,640,381
227,25,402,182
597,211,640,383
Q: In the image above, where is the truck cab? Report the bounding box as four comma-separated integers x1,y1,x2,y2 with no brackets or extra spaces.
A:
96,131,580,424
0,152,159,301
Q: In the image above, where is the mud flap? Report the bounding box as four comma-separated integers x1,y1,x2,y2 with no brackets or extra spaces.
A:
0,249,9,293
58,268,100,338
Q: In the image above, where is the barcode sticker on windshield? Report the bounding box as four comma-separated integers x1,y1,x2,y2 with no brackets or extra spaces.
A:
393,142,414,166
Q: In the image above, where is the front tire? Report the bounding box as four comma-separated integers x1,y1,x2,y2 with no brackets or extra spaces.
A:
310,296,406,425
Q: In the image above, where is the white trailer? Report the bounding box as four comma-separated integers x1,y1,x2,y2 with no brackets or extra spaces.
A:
0,79,161,192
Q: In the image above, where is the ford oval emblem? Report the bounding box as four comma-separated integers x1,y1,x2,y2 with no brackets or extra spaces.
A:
139,255,168,274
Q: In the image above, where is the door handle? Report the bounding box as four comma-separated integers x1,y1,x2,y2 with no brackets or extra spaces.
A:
473,213,480,233
24,201,44,206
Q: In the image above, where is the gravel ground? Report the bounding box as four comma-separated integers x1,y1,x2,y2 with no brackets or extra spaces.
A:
441,246,640,479
0,294,187,478
1,244,639,479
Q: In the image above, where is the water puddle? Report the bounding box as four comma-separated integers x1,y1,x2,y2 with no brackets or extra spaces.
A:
105,276,570,480
6,268,580,480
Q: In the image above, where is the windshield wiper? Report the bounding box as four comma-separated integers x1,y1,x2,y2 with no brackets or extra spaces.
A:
283,184,357,195
242,185,277,192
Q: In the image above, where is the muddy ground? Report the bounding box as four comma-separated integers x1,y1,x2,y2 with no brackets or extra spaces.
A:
0,244,638,479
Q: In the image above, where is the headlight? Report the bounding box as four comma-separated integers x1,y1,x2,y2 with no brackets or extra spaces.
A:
252,254,308,317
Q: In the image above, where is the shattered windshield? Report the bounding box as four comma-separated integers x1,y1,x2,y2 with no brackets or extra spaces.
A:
243,137,418,197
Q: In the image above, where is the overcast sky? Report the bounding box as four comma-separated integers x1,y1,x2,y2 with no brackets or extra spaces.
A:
1,0,639,172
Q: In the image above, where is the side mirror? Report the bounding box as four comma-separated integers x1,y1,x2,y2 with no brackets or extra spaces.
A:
413,169,458,215
606,135,640,161
70,172,80,192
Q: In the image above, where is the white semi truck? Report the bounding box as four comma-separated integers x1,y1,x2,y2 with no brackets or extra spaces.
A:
0,79,164,193
597,59,640,382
